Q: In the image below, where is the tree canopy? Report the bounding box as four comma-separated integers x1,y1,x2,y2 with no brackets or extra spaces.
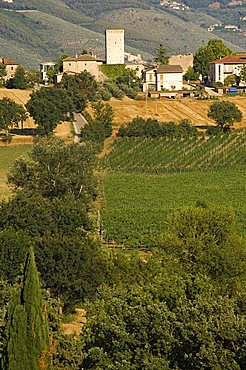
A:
6,66,28,90
194,39,234,79
26,87,74,135
0,97,27,135
154,43,169,65
208,100,243,129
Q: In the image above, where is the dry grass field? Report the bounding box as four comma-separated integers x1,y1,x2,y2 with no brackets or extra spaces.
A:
109,96,246,131
0,88,72,146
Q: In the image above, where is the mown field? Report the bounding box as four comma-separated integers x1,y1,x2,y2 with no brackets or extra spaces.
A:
109,96,246,130
0,145,31,200
101,134,246,247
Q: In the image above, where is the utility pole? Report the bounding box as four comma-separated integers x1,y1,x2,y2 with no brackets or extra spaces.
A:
145,91,148,118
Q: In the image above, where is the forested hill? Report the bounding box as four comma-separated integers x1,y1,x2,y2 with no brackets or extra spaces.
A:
0,0,244,68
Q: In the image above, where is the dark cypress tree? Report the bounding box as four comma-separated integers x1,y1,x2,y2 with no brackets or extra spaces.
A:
3,249,50,370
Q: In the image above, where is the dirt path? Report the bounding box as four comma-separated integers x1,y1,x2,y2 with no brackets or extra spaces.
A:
61,308,87,338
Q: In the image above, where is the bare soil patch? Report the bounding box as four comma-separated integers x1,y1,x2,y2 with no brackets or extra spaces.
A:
61,308,87,338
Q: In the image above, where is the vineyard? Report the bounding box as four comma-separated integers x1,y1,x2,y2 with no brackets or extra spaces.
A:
101,132,246,247
102,132,246,173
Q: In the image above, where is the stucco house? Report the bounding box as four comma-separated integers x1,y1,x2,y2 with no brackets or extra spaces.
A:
0,58,18,80
62,54,104,81
209,54,246,86
40,62,55,83
142,65,183,92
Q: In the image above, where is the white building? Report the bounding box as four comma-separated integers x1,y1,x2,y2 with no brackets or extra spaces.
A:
209,54,246,85
105,29,124,64
40,62,55,83
143,65,183,92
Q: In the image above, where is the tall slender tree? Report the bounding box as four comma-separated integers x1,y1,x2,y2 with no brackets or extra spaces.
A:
3,249,50,370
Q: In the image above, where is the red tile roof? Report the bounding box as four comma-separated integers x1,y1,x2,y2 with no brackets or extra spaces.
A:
1,58,18,66
210,55,246,64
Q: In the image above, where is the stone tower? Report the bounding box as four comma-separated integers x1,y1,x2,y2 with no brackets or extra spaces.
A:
105,29,125,64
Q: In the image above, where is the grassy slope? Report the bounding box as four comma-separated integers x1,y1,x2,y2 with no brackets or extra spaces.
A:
90,7,242,56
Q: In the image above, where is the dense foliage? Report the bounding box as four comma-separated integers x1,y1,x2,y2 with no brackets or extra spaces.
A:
208,101,243,129
80,100,114,148
2,249,50,370
194,39,234,79
26,88,74,135
0,97,27,138
118,117,198,138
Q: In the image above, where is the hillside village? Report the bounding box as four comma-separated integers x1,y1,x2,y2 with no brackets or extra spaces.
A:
0,4,246,368
2,28,246,100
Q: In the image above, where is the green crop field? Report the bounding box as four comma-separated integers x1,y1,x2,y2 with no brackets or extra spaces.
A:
101,134,246,247
0,145,31,200
102,169,246,247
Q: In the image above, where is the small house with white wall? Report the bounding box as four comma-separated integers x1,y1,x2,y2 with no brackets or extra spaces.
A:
142,65,183,92
209,54,246,86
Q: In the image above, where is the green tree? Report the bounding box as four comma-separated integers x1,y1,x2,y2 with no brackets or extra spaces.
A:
59,70,99,111
0,191,92,237
183,66,199,81
26,87,74,135
25,69,41,88
208,100,242,130
0,63,7,86
194,39,234,80
161,206,246,290
7,66,28,90
0,97,27,136
224,74,237,87
154,43,169,65
3,249,50,370
0,228,31,282
79,282,246,370
80,100,114,145
34,232,109,311
8,137,97,202
239,65,246,84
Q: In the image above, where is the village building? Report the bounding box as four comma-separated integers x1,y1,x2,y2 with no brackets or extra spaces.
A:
210,54,246,86
0,58,18,80
142,65,183,92
62,54,104,81
40,62,55,83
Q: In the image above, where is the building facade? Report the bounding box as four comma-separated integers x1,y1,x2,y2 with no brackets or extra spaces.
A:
209,55,246,86
1,58,18,80
40,62,55,83
143,65,183,92
105,29,124,65
63,54,104,81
